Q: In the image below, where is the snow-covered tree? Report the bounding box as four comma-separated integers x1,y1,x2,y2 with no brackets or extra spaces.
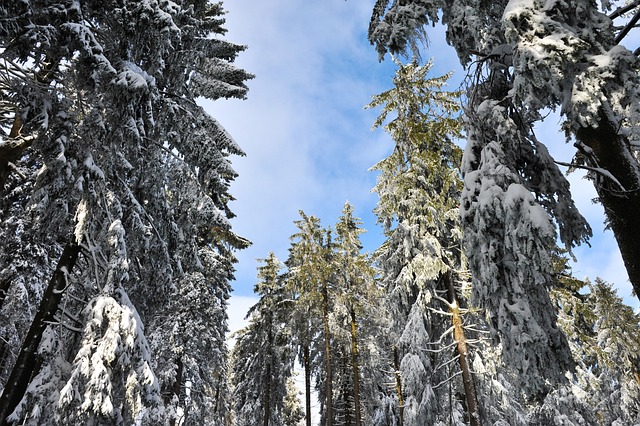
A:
368,59,486,425
548,266,640,425
232,252,295,426
0,0,251,423
368,0,600,400
285,211,335,426
282,376,305,426
369,0,640,312
332,202,379,425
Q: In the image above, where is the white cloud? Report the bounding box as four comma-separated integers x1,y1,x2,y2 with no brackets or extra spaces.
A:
206,0,399,293
226,294,258,342
205,1,637,312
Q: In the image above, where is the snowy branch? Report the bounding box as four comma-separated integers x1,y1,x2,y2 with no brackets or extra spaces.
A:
555,161,628,192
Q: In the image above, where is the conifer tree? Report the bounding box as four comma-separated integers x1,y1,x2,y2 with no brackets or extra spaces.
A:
231,253,295,426
285,212,335,426
333,202,379,425
368,2,590,400
0,1,250,423
368,60,483,425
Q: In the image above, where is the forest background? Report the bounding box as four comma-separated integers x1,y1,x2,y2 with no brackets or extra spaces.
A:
208,0,638,336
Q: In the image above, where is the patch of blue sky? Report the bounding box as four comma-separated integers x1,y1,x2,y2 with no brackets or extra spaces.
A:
205,0,636,336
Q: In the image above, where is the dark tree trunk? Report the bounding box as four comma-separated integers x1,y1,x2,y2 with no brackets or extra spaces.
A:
392,345,404,426
576,113,640,304
168,357,184,426
303,344,312,426
263,324,273,426
349,308,362,426
322,280,333,426
0,242,80,425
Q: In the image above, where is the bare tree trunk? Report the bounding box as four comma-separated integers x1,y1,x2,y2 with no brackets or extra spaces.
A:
303,344,312,426
576,113,640,304
392,345,404,426
0,242,80,425
446,275,481,426
349,308,362,426
322,280,333,426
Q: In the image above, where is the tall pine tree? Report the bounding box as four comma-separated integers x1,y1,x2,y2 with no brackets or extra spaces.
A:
0,1,250,423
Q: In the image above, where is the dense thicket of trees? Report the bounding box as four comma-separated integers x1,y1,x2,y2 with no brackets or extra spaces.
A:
230,59,640,426
3,1,640,425
0,1,250,424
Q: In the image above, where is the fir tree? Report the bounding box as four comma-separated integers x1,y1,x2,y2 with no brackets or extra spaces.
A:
368,60,484,425
285,212,335,426
0,1,251,423
368,1,597,400
231,253,295,426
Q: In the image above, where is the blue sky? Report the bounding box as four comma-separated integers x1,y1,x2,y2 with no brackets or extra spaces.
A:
203,0,636,334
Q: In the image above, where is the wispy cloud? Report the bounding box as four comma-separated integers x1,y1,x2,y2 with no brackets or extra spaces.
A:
207,1,637,326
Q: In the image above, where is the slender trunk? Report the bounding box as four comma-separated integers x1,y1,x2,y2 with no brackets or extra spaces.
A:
168,357,183,426
263,324,273,426
349,308,362,426
392,345,404,426
446,275,481,426
0,242,80,425
303,344,312,426
322,280,333,426
576,114,640,304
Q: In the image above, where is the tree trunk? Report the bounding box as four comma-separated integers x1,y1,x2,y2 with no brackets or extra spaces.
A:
168,357,184,426
576,113,640,304
322,280,333,426
263,324,273,426
303,344,312,426
392,345,404,426
0,242,80,425
447,275,481,426
349,308,362,426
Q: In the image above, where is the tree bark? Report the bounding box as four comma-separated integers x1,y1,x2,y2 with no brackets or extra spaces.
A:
263,324,273,426
392,345,404,426
303,344,312,426
322,279,333,426
349,308,362,426
0,242,80,425
576,113,640,303
447,275,481,426
168,357,184,426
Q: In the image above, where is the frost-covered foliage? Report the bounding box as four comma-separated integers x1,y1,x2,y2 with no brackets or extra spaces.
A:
331,202,379,426
282,376,305,426
0,0,250,423
368,60,489,425
368,0,640,295
281,208,381,426
550,270,640,424
368,0,608,400
232,253,295,426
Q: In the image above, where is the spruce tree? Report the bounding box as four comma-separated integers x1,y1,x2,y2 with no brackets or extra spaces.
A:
368,60,483,425
231,253,295,426
0,1,250,423
368,2,593,399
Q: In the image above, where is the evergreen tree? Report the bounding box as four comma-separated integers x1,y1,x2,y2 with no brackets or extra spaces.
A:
282,376,305,426
368,60,484,425
368,1,594,400
367,0,640,313
285,212,335,426
0,1,250,423
549,267,640,424
333,202,378,425
231,253,295,426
